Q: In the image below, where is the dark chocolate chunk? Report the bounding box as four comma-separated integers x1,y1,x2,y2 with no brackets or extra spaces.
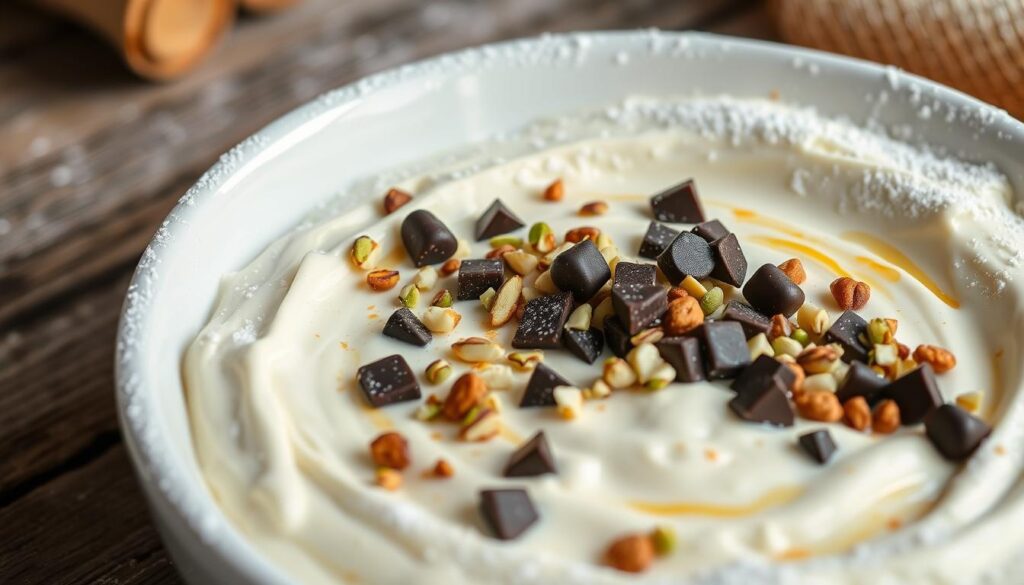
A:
512,292,574,349
823,311,870,364
503,432,557,477
728,377,793,426
638,222,680,259
382,308,431,346
709,233,748,287
475,199,525,241
881,363,943,425
692,219,730,242
613,261,657,290
563,327,605,364
519,362,571,407
457,259,505,301
731,354,797,394
612,285,667,335
400,209,458,267
657,231,715,284
550,240,611,303
722,300,771,339
836,361,888,404
924,404,992,461
603,316,633,358
741,264,805,317
480,489,538,540
650,179,705,223
798,430,837,464
691,321,750,379
656,336,706,382
356,355,421,407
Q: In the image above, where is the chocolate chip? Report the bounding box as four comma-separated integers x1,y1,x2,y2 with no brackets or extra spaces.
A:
638,222,680,259
550,240,611,303
613,261,657,290
692,219,730,242
924,404,992,461
519,362,571,407
650,179,705,223
741,264,805,317
457,259,505,301
480,488,539,540
612,285,667,335
475,199,525,241
503,431,557,477
382,308,431,346
656,336,706,382
835,361,888,404
657,231,715,284
728,377,793,426
563,327,605,364
690,321,750,379
356,355,421,407
721,300,771,339
400,209,458,267
512,292,574,349
798,430,837,464
708,233,748,287
731,354,797,394
602,316,633,358
823,311,870,364
881,363,943,425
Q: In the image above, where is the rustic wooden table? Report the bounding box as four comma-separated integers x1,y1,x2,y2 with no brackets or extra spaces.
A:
0,1,775,582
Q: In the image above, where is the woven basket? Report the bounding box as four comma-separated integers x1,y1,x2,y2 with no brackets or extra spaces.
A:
770,0,1024,119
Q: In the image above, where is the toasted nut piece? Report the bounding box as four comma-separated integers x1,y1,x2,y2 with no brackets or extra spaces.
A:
748,333,775,361
431,289,453,308
803,372,838,394
596,232,615,249
627,343,665,384
783,360,805,393
398,284,419,308
367,269,400,291
451,337,505,363
443,373,487,421
370,432,410,470
896,342,911,360
351,235,381,269
431,458,454,478
768,314,793,340
528,222,556,253
459,408,501,441
508,350,544,371
554,386,584,420
955,391,983,414
631,327,664,346
453,238,471,260
650,525,676,556
585,380,613,400
382,188,412,214
579,201,609,216
830,277,871,310
645,362,677,390
664,295,704,335
534,269,559,294
795,390,843,422
489,234,523,248
777,258,806,285
843,397,872,431
566,303,593,331
543,178,564,201
699,287,724,316
797,303,830,336
421,306,461,333
473,363,514,390
490,276,524,327
872,399,901,434
667,286,689,302
592,296,615,329
414,266,438,291
913,344,956,374
873,344,898,367
797,345,840,374
504,250,539,275
440,258,461,276
375,467,403,490
521,286,541,303
486,244,517,260
867,318,894,345
425,359,453,385
603,357,637,389
543,242,575,266
565,226,601,244
885,318,899,336
479,287,497,311
605,534,655,573
772,336,804,358
415,395,443,421
599,245,620,266
680,275,707,298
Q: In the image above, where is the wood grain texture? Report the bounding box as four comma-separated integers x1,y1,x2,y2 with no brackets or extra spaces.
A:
0,1,775,583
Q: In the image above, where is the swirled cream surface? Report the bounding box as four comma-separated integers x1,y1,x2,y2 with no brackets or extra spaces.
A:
184,98,1024,585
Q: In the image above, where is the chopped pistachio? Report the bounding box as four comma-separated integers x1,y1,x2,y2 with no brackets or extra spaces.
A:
644,363,676,390
651,525,677,556
489,234,523,248
415,396,442,421
350,235,380,269
699,287,724,316
867,318,893,345
431,289,453,308
425,359,452,385
791,328,810,346
398,284,420,308
772,336,804,358
528,222,555,253
508,350,544,370
479,287,497,310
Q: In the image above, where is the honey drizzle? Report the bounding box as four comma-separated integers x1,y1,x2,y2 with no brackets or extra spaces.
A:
629,485,802,518
842,231,960,309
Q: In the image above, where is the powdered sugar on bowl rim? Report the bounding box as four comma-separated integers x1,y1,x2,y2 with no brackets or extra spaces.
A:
115,30,1024,585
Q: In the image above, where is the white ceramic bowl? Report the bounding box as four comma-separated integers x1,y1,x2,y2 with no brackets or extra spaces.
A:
116,31,1024,584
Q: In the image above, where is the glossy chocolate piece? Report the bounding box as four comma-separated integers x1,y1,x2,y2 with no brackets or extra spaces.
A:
730,354,797,394
924,404,992,461
741,263,805,317
649,179,705,223
519,362,571,407
612,285,667,335
657,231,715,284
603,316,633,358
550,240,611,303
613,261,657,290
691,320,750,379
798,430,837,464
728,377,793,426
475,199,525,241
480,489,539,540
400,209,458,267
638,221,680,259
692,219,730,242
835,361,888,404
656,336,706,383
823,311,870,364
356,355,421,407
721,300,771,339
381,308,431,346
457,259,505,301
503,432,557,477
563,327,605,364
512,292,574,349
709,233,748,287
881,363,943,425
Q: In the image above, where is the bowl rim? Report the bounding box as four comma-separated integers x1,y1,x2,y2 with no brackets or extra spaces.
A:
115,29,1024,584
